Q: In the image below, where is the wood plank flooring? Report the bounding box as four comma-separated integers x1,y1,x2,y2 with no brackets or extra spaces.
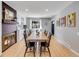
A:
1,36,78,57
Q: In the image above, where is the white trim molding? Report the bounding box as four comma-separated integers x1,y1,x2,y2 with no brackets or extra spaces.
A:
56,39,79,56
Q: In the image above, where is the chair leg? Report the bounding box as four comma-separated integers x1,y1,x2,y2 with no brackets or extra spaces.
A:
47,47,51,57
40,46,42,57
24,47,28,57
33,46,35,57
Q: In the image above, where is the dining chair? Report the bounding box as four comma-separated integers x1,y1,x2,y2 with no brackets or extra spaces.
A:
24,33,36,57
28,30,31,36
40,33,52,57
23,29,36,57
28,30,35,51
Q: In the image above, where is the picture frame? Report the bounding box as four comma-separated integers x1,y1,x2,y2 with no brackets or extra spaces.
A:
60,16,66,27
2,2,17,23
30,20,41,30
67,12,76,27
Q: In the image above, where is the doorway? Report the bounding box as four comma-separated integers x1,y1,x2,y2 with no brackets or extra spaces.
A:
51,21,54,35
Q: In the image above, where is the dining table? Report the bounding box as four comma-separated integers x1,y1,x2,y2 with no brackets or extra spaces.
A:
26,32,48,57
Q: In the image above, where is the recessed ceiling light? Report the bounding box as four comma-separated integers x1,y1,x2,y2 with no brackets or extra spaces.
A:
25,9,29,11
45,9,48,12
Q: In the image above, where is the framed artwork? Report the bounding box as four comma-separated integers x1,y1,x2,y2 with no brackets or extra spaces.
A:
32,21,40,28
5,8,14,21
30,20,41,30
67,12,76,27
2,2,17,23
60,16,66,27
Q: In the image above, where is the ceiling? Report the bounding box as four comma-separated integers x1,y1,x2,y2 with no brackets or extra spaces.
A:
4,1,73,18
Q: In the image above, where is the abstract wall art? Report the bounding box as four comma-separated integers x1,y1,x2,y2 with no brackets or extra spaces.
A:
67,12,76,27
60,16,66,27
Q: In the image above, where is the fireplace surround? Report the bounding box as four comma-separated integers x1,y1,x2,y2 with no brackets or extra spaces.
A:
2,31,17,52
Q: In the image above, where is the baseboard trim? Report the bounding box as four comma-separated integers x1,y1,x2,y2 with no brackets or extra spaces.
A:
70,49,79,56
56,39,79,56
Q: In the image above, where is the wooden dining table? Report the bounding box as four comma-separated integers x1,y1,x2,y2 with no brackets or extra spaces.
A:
26,32,48,57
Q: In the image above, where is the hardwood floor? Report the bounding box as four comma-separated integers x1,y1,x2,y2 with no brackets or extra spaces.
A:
1,36,78,57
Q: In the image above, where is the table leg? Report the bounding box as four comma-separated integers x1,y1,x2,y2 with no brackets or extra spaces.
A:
36,41,40,57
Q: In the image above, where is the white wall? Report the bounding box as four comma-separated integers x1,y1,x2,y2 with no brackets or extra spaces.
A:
0,1,2,56
41,18,51,33
17,11,27,42
55,1,79,55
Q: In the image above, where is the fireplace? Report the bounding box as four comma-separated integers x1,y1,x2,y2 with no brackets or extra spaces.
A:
2,31,17,52
2,2,17,52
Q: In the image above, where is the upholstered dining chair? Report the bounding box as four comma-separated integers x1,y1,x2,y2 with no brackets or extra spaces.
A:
23,25,36,57
40,33,52,57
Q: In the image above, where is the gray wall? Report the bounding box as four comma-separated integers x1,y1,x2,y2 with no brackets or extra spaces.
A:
26,18,51,33
55,1,79,54
2,24,16,35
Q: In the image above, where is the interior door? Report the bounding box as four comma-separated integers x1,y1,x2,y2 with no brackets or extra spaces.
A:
51,22,54,35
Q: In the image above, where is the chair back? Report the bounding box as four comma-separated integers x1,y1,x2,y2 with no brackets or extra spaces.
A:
28,30,31,36
47,33,52,47
24,35,27,47
44,30,48,36
24,29,28,47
